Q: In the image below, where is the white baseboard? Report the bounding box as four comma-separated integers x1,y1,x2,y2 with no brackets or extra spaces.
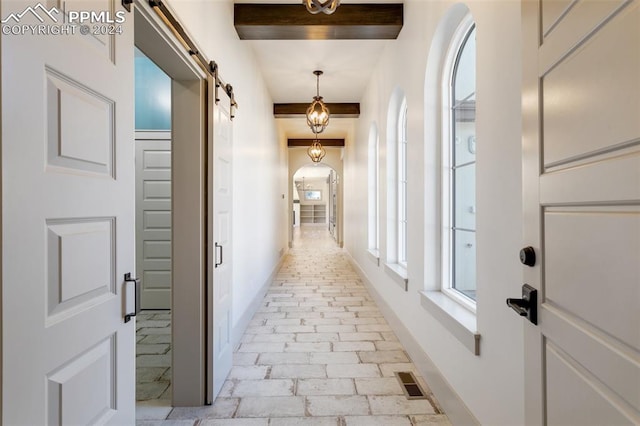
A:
346,252,479,426
231,250,288,348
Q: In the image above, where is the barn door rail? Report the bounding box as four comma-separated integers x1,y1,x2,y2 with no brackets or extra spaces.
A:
148,0,238,118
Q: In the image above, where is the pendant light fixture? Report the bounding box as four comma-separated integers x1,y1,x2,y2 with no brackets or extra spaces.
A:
303,0,340,15
306,70,330,134
307,138,327,163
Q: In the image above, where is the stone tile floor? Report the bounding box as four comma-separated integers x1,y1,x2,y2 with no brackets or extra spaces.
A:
137,310,172,402
137,227,451,426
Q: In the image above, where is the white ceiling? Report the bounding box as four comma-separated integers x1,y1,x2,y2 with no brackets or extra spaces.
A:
232,0,399,138
248,39,388,103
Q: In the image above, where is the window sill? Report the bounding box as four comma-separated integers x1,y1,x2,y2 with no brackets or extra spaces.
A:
420,291,480,356
367,249,380,266
384,263,408,291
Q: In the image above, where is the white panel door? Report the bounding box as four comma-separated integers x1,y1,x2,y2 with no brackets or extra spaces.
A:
207,80,234,401
2,1,135,424
136,132,172,309
522,0,640,424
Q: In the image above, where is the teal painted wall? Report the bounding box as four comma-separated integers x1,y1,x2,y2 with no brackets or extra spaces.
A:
135,47,171,130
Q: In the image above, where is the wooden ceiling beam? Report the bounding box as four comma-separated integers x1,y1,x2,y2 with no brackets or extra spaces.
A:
288,139,345,147
274,103,360,118
234,4,403,40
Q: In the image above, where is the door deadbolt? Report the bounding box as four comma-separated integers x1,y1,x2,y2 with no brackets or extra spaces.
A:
519,246,536,267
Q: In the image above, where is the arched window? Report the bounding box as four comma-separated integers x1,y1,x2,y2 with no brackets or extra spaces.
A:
397,101,408,267
368,123,380,256
442,17,476,308
385,88,408,288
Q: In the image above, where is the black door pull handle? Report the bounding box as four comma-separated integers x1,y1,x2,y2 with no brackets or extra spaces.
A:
124,273,140,323
215,242,223,268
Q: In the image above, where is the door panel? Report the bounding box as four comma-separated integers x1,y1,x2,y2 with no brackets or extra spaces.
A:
541,3,640,167
541,0,627,49
545,209,640,348
540,152,640,204
63,0,116,61
522,0,640,424
136,134,172,309
546,342,634,426
541,0,573,36
542,303,640,411
207,79,234,402
46,218,116,321
2,1,135,424
47,336,117,425
46,68,115,176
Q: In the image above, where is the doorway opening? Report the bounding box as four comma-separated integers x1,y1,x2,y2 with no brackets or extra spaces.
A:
134,1,210,414
288,145,344,249
292,164,340,247
134,46,173,406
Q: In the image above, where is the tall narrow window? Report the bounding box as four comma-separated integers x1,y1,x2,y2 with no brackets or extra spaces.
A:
385,89,408,288
398,102,408,267
443,21,476,307
368,124,380,255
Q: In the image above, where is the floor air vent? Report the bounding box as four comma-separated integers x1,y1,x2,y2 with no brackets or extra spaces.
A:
395,371,427,399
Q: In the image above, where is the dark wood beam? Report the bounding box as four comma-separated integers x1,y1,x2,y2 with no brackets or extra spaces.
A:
274,103,360,118
234,4,403,40
288,139,345,147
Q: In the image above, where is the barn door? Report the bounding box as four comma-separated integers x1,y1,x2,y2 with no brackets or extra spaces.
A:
207,78,234,401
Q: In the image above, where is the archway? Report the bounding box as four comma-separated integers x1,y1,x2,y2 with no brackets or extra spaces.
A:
288,147,344,248
292,163,341,246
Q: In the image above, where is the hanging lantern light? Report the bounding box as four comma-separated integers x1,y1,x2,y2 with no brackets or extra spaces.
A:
303,0,340,15
306,70,330,134
307,138,326,163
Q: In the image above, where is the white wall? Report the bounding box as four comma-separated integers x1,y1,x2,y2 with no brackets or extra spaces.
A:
170,2,289,329
344,1,525,424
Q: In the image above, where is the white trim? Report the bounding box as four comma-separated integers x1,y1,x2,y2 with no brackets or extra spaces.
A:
384,262,408,291
134,0,206,81
385,87,406,265
367,248,380,267
397,100,408,267
134,130,172,140
441,14,477,307
420,291,480,356
443,286,476,314
367,122,380,252
134,0,209,406
348,254,480,426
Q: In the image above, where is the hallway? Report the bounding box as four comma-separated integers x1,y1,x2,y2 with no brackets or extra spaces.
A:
138,229,451,425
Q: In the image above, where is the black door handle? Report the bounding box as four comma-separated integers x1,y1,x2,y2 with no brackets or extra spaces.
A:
215,242,223,268
124,273,140,323
506,298,529,316
506,284,537,325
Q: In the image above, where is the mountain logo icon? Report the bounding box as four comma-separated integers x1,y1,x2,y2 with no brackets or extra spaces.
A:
1,3,60,24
